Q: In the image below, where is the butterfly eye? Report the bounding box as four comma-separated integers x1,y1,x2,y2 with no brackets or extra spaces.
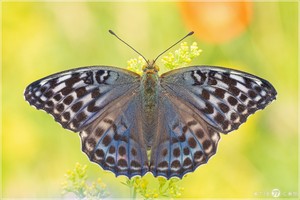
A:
142,65,147,71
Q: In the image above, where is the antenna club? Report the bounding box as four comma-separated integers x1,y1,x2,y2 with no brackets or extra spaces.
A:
109,30,116,35
188,31,194,36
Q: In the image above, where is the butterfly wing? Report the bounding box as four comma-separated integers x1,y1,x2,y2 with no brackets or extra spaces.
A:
25,66,139,131
150,92,220,178
160,65,277,133
149,65,277,178
80,94,149,178
25,66,148,177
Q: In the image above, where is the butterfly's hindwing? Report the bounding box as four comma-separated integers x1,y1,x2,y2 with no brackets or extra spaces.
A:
160,66,277,133
80,94,149,178
150,91,220,178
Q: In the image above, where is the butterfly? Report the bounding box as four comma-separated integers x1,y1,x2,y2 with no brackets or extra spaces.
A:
24,31,277,179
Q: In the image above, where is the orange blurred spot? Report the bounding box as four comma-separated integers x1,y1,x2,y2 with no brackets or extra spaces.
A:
179,2,252,44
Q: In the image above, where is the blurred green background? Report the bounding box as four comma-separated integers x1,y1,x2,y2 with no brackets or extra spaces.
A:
2,1,298,198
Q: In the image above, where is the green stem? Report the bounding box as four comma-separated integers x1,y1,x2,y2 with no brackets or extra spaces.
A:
130,185,137,200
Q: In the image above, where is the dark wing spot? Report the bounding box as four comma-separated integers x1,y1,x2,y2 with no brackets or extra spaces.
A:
87,102,101,112
158,161,168,168
56,103,64,112
53,93,62,101
109,146,116,154
87,137,96,148
178,134,186,142
201,89,210,100
214,113,225,124
118,146,126,156
63,95,73,105
61,87,73,95
172,137,179,143
75,87,87,98
222,120,230,130
254,86,262,93
131,160,141,168
113,133,121,141
44,90,54,98
218,102,230,113
62,112,70,120
194,151,203,160
117,159,128,167
214,88,226,99
173,148,180,157
230,112,238,121
240,93,248,102
40,86,47,93
237,104,246,113
183,158,192,167
120,135,128,143
77,112,87,121
227,96,238,106
91,88,101,98
46,101,54,107
203,140,211,151
222,75,237,86
96,70,110,84
229,86,240,96
195,129,204,139
248,90,257,99
201,102,214,114
95,149,104,158
183,147,190,155
162,149,168,157
104,118,113,124
106,156,115,165
65,73,80,86
83,71,94,84
71,101,83,112
248,100,255,107
187,120,197,126
208,77,217,85
95,127,104,137
131,148,137,156
102,135,112,147
188,137,197,148
171,160,181,169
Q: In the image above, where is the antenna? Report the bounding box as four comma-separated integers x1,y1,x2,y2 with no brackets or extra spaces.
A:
109,30,194,65
109,30,149,64
153,31,194,63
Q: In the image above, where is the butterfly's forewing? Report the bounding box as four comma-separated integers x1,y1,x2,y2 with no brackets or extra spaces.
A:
25,66,148,177
160,66,277,133
150,92,220,178
24,66,139,131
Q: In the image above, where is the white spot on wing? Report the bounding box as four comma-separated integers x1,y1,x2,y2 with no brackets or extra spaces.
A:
52,82,66,93
230,74,245,83
57,75,72,83
40,95,47,101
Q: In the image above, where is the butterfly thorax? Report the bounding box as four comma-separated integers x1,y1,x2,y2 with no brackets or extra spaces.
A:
140,61,160,148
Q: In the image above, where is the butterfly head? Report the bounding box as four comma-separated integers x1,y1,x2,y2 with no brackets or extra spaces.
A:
142,60,159,74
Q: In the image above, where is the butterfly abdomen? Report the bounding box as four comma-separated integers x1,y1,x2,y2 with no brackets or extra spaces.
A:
140,72,159,148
